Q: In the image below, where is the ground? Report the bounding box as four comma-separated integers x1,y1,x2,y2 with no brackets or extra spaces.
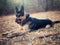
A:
0,11,60,45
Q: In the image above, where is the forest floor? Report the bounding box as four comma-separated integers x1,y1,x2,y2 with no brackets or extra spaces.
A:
0,11,60,45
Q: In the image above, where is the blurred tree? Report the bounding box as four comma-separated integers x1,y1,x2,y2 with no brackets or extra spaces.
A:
0,0,7,15
0,0,60,15
53,0,60,10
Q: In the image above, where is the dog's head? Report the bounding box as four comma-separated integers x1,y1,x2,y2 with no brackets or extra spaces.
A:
15,5,30,26
15,5,25,25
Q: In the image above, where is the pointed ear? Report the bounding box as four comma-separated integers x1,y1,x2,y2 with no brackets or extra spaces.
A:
15,7,18,13
20,5,24,12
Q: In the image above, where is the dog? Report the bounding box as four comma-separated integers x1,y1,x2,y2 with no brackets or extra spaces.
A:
15,5,60,32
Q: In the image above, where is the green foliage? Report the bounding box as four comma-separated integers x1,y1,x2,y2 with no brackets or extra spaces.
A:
0,0,7,8
0,0,60,15
0,0,60,9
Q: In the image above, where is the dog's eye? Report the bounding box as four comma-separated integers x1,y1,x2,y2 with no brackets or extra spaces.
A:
16,14,20,17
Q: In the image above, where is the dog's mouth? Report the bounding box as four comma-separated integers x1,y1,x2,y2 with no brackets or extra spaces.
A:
16,17,26,26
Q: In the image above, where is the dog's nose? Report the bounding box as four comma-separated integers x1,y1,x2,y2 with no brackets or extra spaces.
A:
19,19,21,21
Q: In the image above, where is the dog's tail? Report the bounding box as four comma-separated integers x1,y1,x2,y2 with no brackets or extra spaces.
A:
53,21,60,25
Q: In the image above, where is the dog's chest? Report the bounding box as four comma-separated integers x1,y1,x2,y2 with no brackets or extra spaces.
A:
21,21,31,30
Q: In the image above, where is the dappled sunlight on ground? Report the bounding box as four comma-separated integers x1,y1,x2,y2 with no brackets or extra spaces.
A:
30,11,60,21
0,11,60,45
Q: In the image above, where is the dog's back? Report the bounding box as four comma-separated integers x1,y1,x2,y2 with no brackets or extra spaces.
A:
27,17,53,31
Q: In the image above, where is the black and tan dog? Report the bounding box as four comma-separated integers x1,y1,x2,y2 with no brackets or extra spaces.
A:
15,5,60,32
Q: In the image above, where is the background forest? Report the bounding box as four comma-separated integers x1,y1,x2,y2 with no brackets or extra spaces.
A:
0,0,60,15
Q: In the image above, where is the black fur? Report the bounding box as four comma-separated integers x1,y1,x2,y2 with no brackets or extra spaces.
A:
22,15,53,31
16,5,24,17
15,5,60,32
16,14,53,31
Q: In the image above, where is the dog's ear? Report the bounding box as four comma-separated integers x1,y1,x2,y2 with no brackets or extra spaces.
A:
15,7,20,17
20,5,24,11
15,7,19,13
19,5,24,16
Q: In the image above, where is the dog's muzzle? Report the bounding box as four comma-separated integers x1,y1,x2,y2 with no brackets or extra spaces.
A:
15,17,21,24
